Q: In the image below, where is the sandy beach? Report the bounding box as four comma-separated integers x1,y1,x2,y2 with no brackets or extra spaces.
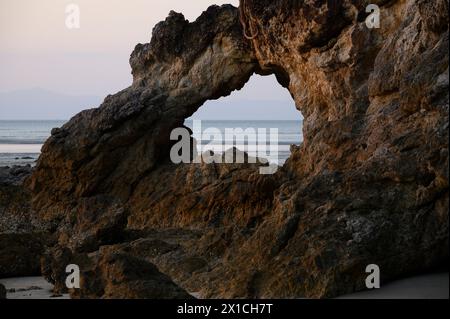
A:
0,277,69,299
338,272,449,299
1,272,447,299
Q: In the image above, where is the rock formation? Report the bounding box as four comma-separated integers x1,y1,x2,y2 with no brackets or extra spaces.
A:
41,246,193,299
0,166,50,278
0,283,6,299
0,232,48,278
24,0,448,298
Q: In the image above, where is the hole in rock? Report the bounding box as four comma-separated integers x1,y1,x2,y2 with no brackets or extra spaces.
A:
185,75,303,166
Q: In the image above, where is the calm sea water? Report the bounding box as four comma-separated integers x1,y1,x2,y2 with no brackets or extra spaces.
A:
0,120,303,167
0,120,65,166
185,120,303,165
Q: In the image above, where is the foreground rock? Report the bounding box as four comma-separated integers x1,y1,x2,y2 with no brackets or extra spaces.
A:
0,283,6,299
42,246,192,299
28,1,448,298
0,233,48,278
0,165,38,233
0,165,33,186
0,166,50,279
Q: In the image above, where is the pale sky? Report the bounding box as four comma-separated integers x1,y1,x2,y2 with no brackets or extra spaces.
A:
0,0,299,119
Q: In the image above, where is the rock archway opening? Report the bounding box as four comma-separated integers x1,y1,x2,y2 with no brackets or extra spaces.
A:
184,74,303,166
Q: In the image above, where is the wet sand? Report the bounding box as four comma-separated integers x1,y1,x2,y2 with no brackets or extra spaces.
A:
0,144,43,153
0,276,69,299
1,272,448,299
338,272,449,299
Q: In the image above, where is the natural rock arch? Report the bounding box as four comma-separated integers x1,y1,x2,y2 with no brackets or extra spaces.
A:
28,1,448,298
30,5,265,210
184,73,302,167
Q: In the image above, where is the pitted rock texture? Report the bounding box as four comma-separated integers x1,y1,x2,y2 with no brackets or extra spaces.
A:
27,1,448,298
0,166,51,278
0,232,48,278
0,283,6,299
0,166,34,234
41,246,193,299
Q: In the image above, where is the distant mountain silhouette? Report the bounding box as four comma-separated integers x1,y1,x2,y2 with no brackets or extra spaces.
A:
0,88,102,120
189,98,302,120
0,88,301,121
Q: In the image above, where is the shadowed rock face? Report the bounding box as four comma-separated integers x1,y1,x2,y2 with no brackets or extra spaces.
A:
0,283,6,299
0,233,48,278
41,247,193,299
0,166,51,279
1,166,34,233
27,1,448,298
28,5,260,224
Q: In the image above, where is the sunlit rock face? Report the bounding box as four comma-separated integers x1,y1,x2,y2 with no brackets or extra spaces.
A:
26,0,448,298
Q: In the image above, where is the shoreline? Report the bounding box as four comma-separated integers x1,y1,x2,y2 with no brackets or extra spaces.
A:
1,272,448,299
0,277,69,299
0,144,42,153
338,272,449,299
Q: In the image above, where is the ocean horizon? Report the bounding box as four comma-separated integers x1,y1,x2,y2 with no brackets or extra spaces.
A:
0,119,303,167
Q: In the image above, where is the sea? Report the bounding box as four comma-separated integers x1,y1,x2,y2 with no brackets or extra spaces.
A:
0,120,303,167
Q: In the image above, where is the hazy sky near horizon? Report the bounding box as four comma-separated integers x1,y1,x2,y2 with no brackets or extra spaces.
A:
0,0,299,119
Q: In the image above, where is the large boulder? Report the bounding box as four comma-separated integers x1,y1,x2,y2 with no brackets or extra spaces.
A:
0,283,6,299
0,233,48,278
27,1,448,298
41,245,193,299
0,165,38,233
0,166,50,278
74,251,193,299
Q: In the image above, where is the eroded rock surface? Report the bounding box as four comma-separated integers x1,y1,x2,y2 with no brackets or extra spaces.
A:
0,233,48,278
0,166,35,233
41,246,192,299
0,283,6,299
27,1,448,298
0,166,50,278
